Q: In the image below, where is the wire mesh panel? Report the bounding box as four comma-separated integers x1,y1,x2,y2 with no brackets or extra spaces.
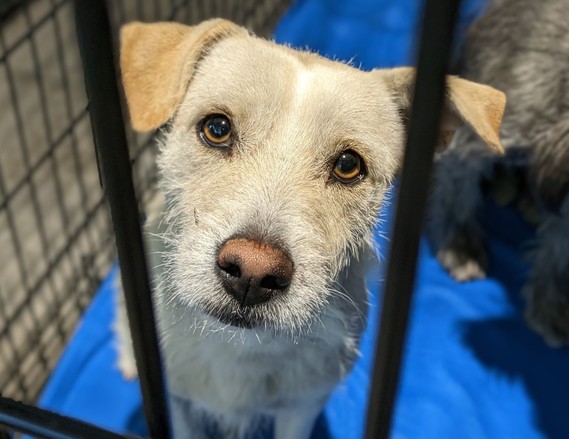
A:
0,0,291,407
0,0,111,404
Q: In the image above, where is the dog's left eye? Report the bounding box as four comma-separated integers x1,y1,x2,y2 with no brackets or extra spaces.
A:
200,114,232,147
332,151,365,184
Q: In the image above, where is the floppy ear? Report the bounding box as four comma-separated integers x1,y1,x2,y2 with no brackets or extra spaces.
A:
376,67,506,153
120,19,247,132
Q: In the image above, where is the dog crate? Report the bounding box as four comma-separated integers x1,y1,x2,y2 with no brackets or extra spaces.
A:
0,0,465,437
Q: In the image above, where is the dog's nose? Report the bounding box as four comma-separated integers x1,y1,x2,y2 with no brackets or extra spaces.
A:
216,238,293,306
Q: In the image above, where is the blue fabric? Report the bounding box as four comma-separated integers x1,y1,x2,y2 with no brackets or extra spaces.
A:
32,1,569,438
324,200,569,439
273,0,488,70
26,266,147,438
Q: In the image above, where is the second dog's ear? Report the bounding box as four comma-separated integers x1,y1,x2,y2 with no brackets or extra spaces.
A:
120,19,247,132
376,67,506,153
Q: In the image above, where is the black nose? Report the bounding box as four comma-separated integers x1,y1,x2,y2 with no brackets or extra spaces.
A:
216,238,293,306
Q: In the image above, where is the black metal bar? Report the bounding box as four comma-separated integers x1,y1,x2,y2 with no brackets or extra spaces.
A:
0,395,131,439
364,0,462,438
74,1,172,439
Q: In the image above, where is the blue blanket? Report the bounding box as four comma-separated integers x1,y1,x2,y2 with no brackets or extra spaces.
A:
33,1,569,438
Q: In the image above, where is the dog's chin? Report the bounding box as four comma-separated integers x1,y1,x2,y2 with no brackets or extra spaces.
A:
212,310,257,329
202,301,266,329
199,294,275,330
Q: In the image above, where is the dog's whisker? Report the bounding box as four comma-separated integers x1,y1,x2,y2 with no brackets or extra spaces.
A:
328,282,366,323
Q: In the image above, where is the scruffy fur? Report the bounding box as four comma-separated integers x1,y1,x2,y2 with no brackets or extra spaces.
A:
427,0,569,347
115,19,505,439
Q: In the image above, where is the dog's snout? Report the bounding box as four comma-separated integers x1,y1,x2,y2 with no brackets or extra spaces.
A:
216,238,293,307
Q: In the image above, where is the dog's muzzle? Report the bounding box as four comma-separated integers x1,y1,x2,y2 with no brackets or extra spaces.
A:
215,237,293,308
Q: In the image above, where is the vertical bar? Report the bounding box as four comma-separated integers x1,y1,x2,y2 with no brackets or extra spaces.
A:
0,167,31,401
73,1,171,438
364,0,462,438
0,28,56,394
137,0,145,21
48,0,100,255
21,1,77,351
153,0,161,19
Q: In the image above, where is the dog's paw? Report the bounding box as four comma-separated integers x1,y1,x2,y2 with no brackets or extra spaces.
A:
437,247,487,282
524,286,569,348
117,353,139,380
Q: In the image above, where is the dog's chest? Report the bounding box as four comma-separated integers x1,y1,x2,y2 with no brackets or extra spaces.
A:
160,314,352,415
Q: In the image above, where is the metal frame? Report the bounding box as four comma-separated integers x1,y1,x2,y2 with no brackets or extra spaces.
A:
0,395,133,439
74,0,172,437
0,0,114,404
365,0,462,437
0,0,462,437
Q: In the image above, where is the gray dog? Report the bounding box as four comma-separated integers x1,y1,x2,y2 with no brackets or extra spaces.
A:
427,0,569,347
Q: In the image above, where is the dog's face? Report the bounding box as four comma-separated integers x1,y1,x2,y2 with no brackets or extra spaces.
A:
121,20,505,337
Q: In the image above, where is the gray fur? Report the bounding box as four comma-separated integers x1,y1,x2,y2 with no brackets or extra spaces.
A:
427,0,569,346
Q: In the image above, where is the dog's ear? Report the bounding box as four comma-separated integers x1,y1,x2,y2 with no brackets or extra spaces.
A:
120,19,247,132
376,67,506,153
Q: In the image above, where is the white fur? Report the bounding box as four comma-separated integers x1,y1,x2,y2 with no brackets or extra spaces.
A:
116,20,504,439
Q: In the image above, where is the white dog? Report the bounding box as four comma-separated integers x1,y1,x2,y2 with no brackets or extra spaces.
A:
115,19,505,439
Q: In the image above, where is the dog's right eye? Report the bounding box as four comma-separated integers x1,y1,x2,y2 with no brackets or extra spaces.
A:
332,150,365,184
200,114,232,147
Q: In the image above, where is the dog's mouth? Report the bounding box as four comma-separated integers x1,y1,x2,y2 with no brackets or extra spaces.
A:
213,310,256,329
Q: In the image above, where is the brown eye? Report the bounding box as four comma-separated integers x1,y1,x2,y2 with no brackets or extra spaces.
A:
332,151,364,184
200,114,232,146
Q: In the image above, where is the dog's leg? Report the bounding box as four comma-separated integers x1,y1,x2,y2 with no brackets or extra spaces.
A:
114,192,166,380
523,194,569,347
114,278,139,380
169,394,210,439
273,404,322,439
427,143,494,281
